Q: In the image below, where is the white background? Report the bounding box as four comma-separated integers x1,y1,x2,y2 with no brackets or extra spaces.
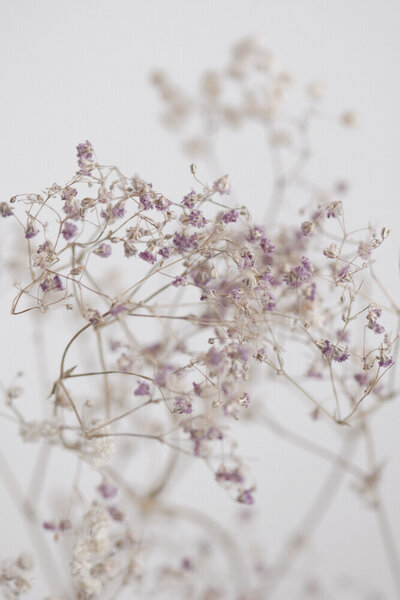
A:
0,1,400,598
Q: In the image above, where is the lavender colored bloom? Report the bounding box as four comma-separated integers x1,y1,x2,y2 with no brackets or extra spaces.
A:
181,558,193,571
139,250,157,264
173,232,198,253
284,256,313,288
378,351,393,368
333,347,349,362
216,468,244,484
172,276,188,287
240,249,255,269
76,140,94,175
94,243,112,258
173,396,193,414
188,209,207,228
25,222,38,239
154,365,174,386
62,221,78,241
221,209,239,224
109,303,128,316
213,175,230,195
373,323,385,334
237,489,254,505
112,203,125,218
192,382,202,396
43,521,57,531
97,483,118,499
318,339,349,362
158,246,170,259
134,382,150,396
153,195,172,211
182,190,198,208
107,505,124,521
61,187,78,202
301,221,314,236
354,373,368,386
52,275,64,291
139,194,154,210
260,237,275,254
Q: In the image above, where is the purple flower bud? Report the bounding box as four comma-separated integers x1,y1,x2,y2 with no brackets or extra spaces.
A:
25,222,39,239
97,483,118,499
158,246,170,259
221,209,239,224
188,209,207,228
134,382,150,396
237,489,254,505
139,250,157,264
139,194,154,210
62,221,78,241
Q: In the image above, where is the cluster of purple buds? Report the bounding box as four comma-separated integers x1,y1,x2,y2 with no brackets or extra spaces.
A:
316,339,350,362
173,396,193,414
76,140,95,176
93,243,112,258
284,256,313,288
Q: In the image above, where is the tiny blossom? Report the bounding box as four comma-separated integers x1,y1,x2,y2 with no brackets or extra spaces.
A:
240,248,255,269
76,139,95,175
316,339,349,362
134,382,150,396
139,250,157,264
158,246,170,259
112,203,125,218
284,256,313,288
358,242,372,260
109,303,128,316
192,382,202,396
107,505,124,521
216,467,244,484
367,304,382,328
354,373,368,386
173,232,198,252
94,243,112,258
377,349,393,368
139,194,154,210
326,201,342,218
153,194,172,211
97,483,118,499
237,489,254,505
213,174,230,195
173,396,193,414
33,240,54,269
182,190,199,208
239,392,250,407
188,209,207,228
62,221,78,241
301,221,315,237
24,222,38,239
221,209,239,224
172,275,188,287
40,274,64,293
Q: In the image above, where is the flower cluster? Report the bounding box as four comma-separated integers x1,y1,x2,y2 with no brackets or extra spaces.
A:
0,36,399,600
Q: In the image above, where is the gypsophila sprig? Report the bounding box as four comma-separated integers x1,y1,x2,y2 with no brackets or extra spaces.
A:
1,36,400,600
